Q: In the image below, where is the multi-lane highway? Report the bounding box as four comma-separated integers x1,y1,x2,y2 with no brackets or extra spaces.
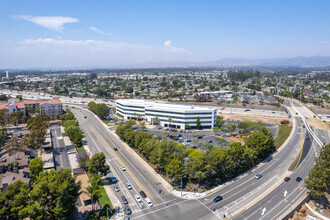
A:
67,99,325,220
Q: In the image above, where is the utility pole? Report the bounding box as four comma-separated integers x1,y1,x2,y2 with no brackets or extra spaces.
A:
181,177,183,197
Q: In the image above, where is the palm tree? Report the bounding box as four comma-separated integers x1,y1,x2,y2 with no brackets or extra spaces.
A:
84,174,104,211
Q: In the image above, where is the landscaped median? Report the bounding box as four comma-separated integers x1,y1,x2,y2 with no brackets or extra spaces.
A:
274,124,293,149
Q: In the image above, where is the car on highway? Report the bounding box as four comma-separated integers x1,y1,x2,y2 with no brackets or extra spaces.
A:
114,147,118,151
284,177,290,182
121,165,126,171
296,176,302,182
114,186,120,192
244,109,250,112
125,205,132,215
213,196,223,203
134,195,142,203
126,182,132,190
255,174,262,179
122,196,128,204
140,191,147,198
145,198,153,207
84,116,87,119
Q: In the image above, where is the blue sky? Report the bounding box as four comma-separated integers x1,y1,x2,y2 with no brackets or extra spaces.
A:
0,0,329,68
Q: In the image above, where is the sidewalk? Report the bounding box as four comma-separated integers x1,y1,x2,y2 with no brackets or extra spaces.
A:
83,106,298,200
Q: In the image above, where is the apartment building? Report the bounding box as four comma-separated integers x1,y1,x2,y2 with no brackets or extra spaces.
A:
0,97,63,120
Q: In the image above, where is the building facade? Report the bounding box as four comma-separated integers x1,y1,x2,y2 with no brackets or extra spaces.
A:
116,99,216,129
0,97,63,120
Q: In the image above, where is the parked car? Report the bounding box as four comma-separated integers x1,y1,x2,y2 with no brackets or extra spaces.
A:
140,191,147,198
125,205,132,215
207,140,213,143
145,198,153,207
126,182,132,190
213,196,223,203
67,150,76,154
122,196,128,204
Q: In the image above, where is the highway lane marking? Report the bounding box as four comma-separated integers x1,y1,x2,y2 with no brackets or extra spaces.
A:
208,174,279,211
270,187,307,220
261,207,266,215
131,199,190,220
284,190,287,197
195,199,221,219
79,108,163,204
256,180,305,220
107,159,142,212
98,135,158,206
287,117,304,172
112,158,148,209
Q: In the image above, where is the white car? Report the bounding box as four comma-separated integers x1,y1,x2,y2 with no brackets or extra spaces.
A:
114,186,119,192
67,150,76,154
145,198,153,207
121,166,126,171
126,182,132,190
134,195,142,203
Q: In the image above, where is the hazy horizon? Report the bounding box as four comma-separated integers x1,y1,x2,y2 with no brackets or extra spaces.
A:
1,0,330,68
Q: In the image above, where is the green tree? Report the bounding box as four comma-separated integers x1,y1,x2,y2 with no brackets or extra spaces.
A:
0,181,31,219
28,157,43,180
125,86,134,93
65,125,83,145
85,174,103,211
16,95,23,100
89,152,110,176
196,116,201,129
5,137,27,160
305,144,329,199
215,116,225,127
165,158,184,178
29,169,81,219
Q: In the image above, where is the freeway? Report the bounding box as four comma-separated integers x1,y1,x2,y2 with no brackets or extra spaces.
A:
70,101,311,220
232,100,325,220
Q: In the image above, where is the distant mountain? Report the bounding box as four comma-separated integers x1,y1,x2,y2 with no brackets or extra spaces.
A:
210,56,330,67
119,56,330,69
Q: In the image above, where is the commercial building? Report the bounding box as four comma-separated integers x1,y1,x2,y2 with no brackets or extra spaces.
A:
116,99,216,129
0,97,63,120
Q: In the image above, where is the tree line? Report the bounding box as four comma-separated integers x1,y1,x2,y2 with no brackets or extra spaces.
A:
0,167,81,220
57,109,83,147
116,120,275,188
88,102,109,120
305,144,329,199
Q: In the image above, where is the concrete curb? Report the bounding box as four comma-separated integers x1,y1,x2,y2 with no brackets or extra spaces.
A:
80,105,298,200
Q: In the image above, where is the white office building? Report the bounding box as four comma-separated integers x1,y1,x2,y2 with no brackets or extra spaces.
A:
116,99,217,129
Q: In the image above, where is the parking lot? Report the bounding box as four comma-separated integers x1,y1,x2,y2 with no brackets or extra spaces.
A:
130,122,278,152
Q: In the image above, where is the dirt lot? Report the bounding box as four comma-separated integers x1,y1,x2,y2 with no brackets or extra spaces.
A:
220,113,292,125
307,118,330,130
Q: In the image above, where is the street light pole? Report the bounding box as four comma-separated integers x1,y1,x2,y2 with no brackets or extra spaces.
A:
181,177,183,197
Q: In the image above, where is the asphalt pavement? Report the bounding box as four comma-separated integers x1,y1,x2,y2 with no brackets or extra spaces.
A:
70,105,307,220
50,124,70,170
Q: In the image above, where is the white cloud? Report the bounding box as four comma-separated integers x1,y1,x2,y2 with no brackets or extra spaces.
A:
12,15,79,31
89,26,112,35
164,40,185,52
